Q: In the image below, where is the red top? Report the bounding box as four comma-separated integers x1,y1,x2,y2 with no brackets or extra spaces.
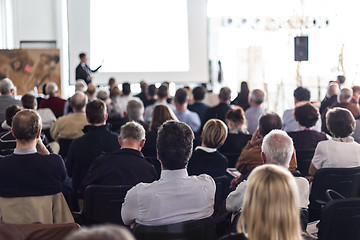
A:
39,97,66,117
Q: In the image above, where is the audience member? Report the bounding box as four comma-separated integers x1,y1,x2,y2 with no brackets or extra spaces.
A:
80,121,157,195
144,84,174,122
0,78,21,124
39,82,66,118
244,89,265,134
118,82,134,115
236,113,297,179
65,225,135,240
333,88,360,118
135,81,148,106
351,86,360,104
337,75,346,87
108,77,117,91
108,86,124,119
226,130,309,212
96,90,110,104
86,84,97,102
145,84,157,107
66,99,120,202
63,80,88,116
188,86,210,120
125,99,148,131
287,103,327,150
231,81,250,111
319,82,339,114
173,88,201,132
188,119,228,178
202,87,232,127
309,107,360,179
121,120,215,226
50,91,88,141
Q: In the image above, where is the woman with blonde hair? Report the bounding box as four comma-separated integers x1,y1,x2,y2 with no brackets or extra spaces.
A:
237,164,302,240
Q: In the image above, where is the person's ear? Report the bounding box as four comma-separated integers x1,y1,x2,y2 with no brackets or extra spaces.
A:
36,129,41,139
11,128,15,138
105,113,108,122
139,139,145,148
118,137,123,146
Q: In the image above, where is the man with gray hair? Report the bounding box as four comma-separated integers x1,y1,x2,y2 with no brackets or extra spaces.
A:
79,121,157,195
0,78,21,124
39,82,66,117
333,88,359,118
244,89,265,134
125,99,148,131
226,129,309,212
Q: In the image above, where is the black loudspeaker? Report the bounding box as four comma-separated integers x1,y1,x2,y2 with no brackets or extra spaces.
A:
294,36,308,61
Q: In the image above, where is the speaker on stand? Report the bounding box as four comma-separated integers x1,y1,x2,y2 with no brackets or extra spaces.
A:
294,36,308,86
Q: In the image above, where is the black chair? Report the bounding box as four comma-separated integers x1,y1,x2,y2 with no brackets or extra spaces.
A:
213,176,230,212
133,217,216,240
222,153,241,168
58,139,73,160
219,233,246,240
295,149,315,177
317,198,360,240
309,167,360,221
81,185,133,225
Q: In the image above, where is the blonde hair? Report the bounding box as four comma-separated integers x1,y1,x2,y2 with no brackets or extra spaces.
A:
202,119,228,148
149,105,178,131
237,165,301,240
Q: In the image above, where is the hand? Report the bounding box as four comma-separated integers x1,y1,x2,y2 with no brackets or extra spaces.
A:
36,138,50,155
250,129,263,147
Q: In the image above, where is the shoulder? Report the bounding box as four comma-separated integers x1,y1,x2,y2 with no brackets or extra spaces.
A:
192,174,216,187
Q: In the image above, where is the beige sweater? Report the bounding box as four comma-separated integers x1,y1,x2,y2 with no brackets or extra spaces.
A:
50,112,88,141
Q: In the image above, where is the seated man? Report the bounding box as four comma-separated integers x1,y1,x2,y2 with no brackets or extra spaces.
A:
0,109,73,224
0,78,21,125
39,82,66,118
125,99,148,131
79,121,157,194
226,129,309,212
121,121,216,226
244,89,265,134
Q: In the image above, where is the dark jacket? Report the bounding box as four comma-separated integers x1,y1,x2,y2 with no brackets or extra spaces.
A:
220,132,252,154
188,102,210,121
319,95,338,114
141,129,157,158
201,103,231,127
75,64,101,85
287,130,328,150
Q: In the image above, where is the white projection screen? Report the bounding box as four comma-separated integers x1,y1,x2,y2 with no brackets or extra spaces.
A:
68,0,208,85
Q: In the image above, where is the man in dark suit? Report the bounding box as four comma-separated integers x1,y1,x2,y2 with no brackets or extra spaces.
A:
188,86,210,120
75,53,102,85
79,121,158,195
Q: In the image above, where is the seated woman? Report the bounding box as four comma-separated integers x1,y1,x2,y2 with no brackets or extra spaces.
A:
220,107,252,165
236,165,303,240
309,107,360,178
287,103,327,150
188,119,228,178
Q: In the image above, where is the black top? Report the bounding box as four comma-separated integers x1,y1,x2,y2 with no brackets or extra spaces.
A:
287,130,327,150
141,129,158,158
66,125,120,196
201,103,231,127
220,132,252,154
319,95,338,114
0,153,66,197
75,64,101,85
231,94,250,111
188,149,228,178
79,148,158,195
188,102,210,121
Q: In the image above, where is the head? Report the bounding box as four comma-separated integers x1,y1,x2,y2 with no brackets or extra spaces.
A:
75,80,88,92
11,110,42,144
140,81,148,93
96,90,109,101
338,88,353,103
126,99,144,121
174,88,189,109
147,84,157,99
21,94,37,110
157,85,169,100
0,78,15,95
110,86,121,98
239,82,250,101
122,82,131,96
219,87,231,103
192,86,206,102
149,105,178,131
45,82,58,97
108,78,116,89
225,106,247,131
327,83,340,97
326,107,355,138
202,119,228,149
238,165,301,240
71,91,88,112
249,89,265,107
86,99,107,125
261,130,294,168
119,121,146,150
293,87,310,103
79,53,87,64
258,113,282,137
64,225,135,240
86,84,96,98
157,120,194,170
337,75,345,85
294,103,319,128
5,105,21,127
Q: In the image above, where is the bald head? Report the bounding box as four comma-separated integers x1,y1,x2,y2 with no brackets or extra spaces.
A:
327,83,339,97
338,88,353,103
12,110,42,143
71,91,88,112
87,84,96,97
249,89,265,106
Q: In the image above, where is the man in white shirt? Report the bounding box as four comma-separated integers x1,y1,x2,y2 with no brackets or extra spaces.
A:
121,120,216,226
226,129,309,212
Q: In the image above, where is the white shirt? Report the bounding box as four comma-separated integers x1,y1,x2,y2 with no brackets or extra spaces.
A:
311,138,360,170
121,169,215,226
226,175,310,211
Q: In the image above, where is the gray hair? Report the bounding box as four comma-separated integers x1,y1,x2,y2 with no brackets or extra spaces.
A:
250,89,265,105
96,90,109,101
71,91,88,112
45,82,59,96
261,129,294,168
0,78,15,95
120,121,145,142
65,225,135,240
127,99,144,121
338,88,353,103
75,79,88,92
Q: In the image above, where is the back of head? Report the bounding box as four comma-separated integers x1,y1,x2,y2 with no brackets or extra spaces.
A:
225,106,246,125
337,75,345,84
45,82,58,97
157,120,194,170
174,88,188,105
202,119,228,148
352,86,360,95
108,78,116,88
12,110,42,143
86,99,107,124
65,225,135,240
147,84,157,97
21,94,36,110
140,81,148,92
127,99,144,121
122,82,131,95
294,103,319,128
87,84,96,96
0,78,15,95
120,121,145,143
239,82,250,101
326,107,355,138
261,130,294,167
192,86,206,101
327,83,339,97
110,86,121,98
96,90,109,101
293,87,310,102
250,89,265,105
79,53,86,60
75,80,88,92
149,105,178,131
157,85,168,99
5,105,21,127
339,88,353,103
71,91,88,112
219,87,231,102
238,164,300,240
258,113,282,136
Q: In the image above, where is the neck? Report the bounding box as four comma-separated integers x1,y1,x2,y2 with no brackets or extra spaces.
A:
176,104,187,112
250,103,260,108
16,140,37,149
157,98,167,103
219,99,229,104
121,141,141,151
91,122,106,127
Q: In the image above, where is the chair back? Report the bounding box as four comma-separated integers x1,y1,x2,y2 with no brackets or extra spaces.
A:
82,185,133,225
58,139,73,159
295,149,315,176
318,198,360,240
219,233,246,240
133,217,216,240
213,175,230,212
